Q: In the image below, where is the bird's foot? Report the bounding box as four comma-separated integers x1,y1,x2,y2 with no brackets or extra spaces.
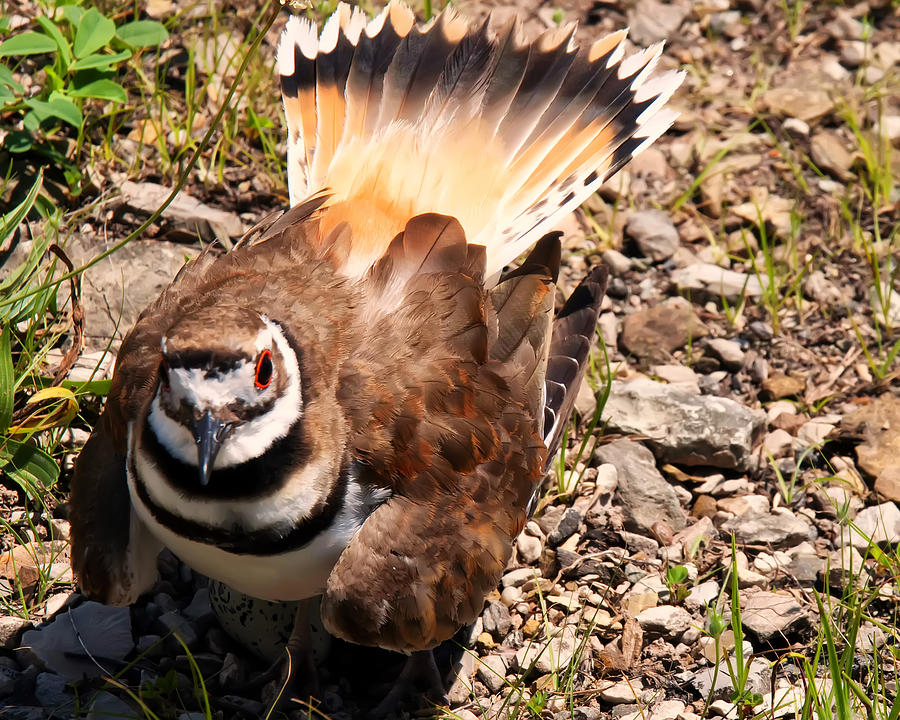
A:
367,649,445,719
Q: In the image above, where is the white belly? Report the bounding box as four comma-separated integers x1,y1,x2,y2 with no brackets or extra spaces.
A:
130,502,354,601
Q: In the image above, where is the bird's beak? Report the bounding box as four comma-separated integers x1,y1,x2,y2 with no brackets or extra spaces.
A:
192,410,232,487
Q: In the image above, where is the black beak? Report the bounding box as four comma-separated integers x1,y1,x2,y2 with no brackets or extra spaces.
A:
192,410,232,487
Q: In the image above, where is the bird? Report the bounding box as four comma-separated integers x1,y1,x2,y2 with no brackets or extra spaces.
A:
68,0,682,713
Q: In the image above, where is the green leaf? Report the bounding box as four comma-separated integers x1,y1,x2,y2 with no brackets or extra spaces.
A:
116,20,168,48
0,168,42,248
35,16,75,67
0,325,14,433
58,5,85,26
0,64,24,92
0,32,56,58
25,96,83,128
70,49,131,71
0,439,60,492
73,8,115,59
68,77,126,103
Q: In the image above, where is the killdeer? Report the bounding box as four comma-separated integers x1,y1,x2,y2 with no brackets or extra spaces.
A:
69,0,682,710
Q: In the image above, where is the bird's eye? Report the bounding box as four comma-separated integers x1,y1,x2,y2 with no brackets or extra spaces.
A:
255,350,274,390
159,359,170,391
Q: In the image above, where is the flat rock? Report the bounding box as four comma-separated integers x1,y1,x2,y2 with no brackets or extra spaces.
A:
601,378,766,470
846,501,900,549
621,299,706,360
692,657,770,701
67,235,200,352
35,672,73,710
810,131,855,181
705,338,745,370
761,372,806,400
741,591,809,642
476,654,508,694
627,0,688,44
86,692,139,720
721,508,810,547
636,605,692,639
0,615,32,649
625,209,679,262
843,395,900,490
671,263,763,300
594,439,686,533
20,602,133,680
120,181,245,241
760,87,834,123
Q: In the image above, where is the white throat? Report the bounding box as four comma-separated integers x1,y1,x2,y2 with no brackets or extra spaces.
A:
147,316,302,469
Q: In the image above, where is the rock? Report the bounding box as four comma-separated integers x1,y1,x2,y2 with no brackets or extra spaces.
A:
652,364,700,393
671,263,763,300
636,605,692,639
721,508,810,547
782,118,810,137
120,181,245,241
876,115,900,146
446,650,477,705
810,131,854,181
547,508,583,546
0,615,32,649
875,468,900,504
86,693,139,720
603,248,633,276
628,0,688,44
840,40,868,67
796,419,836,449
69,236,200,352
760,87,833,123
602,378,766,470
717,495,769,517
182,589,213,624
625,209,679,262
823,546,867,591
158,611,200,651
502,568,539,588
477,654,507,694
729,550,768,589
621,299,706,360
846,502,900,549
482,601,512,639
763,429,793,459
20,602,133,680
761,372,806,399
685,580,720,612
651,700,687,720
731,190,794,238
574,381,597,420
594,440,686,533
35,672,73,710
843,395,900,489
786,550,825,587
705,338,745,370
0,666,19,697
513,625,578,674
741,591,809,642
599,678,644,704
517,533,542,564
827,9,865,40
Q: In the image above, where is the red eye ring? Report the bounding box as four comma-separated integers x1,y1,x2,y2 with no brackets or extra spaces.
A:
255,350,274,390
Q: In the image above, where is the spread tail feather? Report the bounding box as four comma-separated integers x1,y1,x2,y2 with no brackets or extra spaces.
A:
277,2,683,280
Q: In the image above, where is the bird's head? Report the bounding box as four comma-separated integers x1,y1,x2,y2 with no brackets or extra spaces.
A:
147,306,303,488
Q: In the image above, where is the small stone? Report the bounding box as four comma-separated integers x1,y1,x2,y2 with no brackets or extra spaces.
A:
652,364,700,393
594,439,685,533
500,585,523,606
547,508,583,546
628,0,688,44
761,372,806,399
0,615,32,649
685,580,719,612
651,700,687,720
823,546,867,590
625,209,679,262
477,655,508,694
636,605,692,639
158,611,200,650
502,568,539,588
517,533,543,564
671,263,763,300
85,692,138,719
742,591,809,642
621,299,706,360
446,650,477,705
840,40,868,67
847,502,900,549
717,495,769,517
482,601,512,639
35,672,73,709
782,118,809,137
810,131,855,181
763,429,793,459
183,589,213,624
705,338,745,370
603,248,633,275
761,87,833,123
599,678,644,704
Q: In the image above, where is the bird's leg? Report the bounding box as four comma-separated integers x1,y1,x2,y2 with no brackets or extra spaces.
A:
369,649,445,719
261,600,321,713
